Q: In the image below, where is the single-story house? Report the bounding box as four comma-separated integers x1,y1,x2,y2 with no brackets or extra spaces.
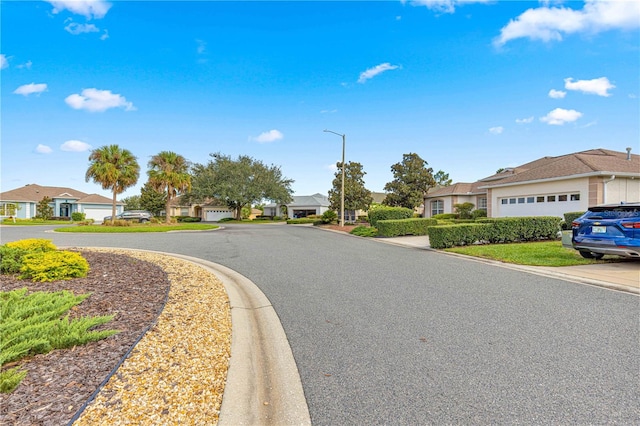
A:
0,183,123,222
424,148,640,218
168,197,235,222
263,193,331,218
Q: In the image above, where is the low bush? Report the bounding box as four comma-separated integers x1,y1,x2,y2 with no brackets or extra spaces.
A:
429,216,562,249
0,246,29,274
321,210,338,224
350,226,378,237
176,216,201,222
5,239,56,252
432,213,458,220
286,218,317,224
20,250,90,282
377,218,437,237
562,211,585,230
368,206,414,228
218,217,235,222
71,212,86,222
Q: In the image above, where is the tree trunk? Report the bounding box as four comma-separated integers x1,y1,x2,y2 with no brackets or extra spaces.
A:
111,190,117,225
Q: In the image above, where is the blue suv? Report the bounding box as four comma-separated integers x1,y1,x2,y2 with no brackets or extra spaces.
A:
571,202,640,259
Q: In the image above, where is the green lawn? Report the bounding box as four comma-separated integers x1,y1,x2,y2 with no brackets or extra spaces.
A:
0,219,74,226
54,223,219,233
444,240,620,267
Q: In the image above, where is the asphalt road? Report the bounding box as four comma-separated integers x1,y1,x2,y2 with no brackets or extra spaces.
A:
2,224,639,424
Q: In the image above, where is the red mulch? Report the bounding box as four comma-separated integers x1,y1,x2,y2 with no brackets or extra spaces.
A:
0,250,171,426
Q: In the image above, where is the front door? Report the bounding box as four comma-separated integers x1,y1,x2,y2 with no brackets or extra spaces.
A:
60,203,71,217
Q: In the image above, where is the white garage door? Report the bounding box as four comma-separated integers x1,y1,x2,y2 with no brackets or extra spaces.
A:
205,209,233,221
83,208,112,222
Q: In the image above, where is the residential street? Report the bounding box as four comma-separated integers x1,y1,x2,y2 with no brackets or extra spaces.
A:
2,224,638,424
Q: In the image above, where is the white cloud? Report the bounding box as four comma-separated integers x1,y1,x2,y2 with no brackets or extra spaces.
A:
515,116,534,124
16,60,33,69
0,54,8,69
540,108,583,125
196,39,207,54
251,129,284,143
494,0,640,46
36,144,53,154
100,30,109,40
61,140,92,152
47,0,112,19
320,109,338,114
13,83,48,96
411,0,491,14
564,77,615,96
358,62,400,83
65,22,100,35
327,163,338,172
489,126,504,135
548,89,566,99
65,88,136,112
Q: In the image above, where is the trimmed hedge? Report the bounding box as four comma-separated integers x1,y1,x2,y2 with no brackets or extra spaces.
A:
377,218,437,237
286,218,317,224
562,211,585,230
368,206,414,228
429,216,562,249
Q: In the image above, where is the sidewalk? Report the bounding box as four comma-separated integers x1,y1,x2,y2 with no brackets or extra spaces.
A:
379,235,640,295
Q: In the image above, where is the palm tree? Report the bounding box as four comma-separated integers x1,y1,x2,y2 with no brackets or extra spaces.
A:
147,151,191,223
86,145,140,225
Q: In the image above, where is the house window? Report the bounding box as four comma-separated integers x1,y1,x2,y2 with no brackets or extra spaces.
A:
547,195,556,202
181,208,189,216
509,198,516,204
527,197,535,203
537,196,545,203
518,198,525,204
431,200,444,216
501,199,508,205
478,198,487,210
0,203,17,216
558,195,567,202
570,194,580,201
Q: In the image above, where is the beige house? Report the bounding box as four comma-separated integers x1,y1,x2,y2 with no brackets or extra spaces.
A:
424,148,640,218
168,197,235,221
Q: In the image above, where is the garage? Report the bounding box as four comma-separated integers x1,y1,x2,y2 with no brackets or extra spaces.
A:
83,208,112,222
205,209,233,222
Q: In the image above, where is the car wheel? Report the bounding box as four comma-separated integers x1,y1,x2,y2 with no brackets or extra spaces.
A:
579,251,604,260
140,219,148,223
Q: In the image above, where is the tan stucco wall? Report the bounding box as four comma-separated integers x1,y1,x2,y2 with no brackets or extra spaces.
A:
605,177,640,203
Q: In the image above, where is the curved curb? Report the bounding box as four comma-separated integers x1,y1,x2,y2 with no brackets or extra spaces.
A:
164,253,311,426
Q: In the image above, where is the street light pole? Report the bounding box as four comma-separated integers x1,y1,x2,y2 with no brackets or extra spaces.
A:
323,129,346,227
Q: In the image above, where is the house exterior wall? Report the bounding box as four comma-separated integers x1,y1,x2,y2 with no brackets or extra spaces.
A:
489,178,589,217
604,177,640,204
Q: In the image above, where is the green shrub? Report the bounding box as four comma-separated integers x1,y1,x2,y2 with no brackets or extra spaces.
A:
5,239,56,252
218,217,235,222
71,212,86,221
368,206,414,228
432,213,458,220
0,246,29,274
562,211,585,230
377,218,437,237
177,216,201,222
286,218,317,224
429,216,562,249
0,288,117,393
428,223,489,249
20,251,90,282
321,210,338,224
350,226,378,237
471,209,487,219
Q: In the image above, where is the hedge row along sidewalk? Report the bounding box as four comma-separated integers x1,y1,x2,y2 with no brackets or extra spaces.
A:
74,249,232,425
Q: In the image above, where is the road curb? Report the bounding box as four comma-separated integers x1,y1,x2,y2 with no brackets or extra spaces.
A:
167,253,311,426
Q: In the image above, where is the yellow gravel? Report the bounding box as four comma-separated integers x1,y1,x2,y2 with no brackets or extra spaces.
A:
74,249,232,426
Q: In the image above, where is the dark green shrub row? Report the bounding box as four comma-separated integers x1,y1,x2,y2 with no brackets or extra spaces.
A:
562,211,585,230
286,218,317,224
377,218,438,237
368,206,414,228
350,226,378,237
429,216,562,249
175,216,201,222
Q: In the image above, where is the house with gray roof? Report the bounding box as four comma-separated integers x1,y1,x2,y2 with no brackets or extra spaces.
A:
263,193,330,218
0,183,122,222
424,148,640,218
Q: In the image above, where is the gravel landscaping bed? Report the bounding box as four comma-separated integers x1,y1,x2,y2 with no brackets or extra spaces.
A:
0,249,232,426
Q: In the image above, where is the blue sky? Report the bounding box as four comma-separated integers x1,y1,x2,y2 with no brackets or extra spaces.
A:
2,0,639,200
